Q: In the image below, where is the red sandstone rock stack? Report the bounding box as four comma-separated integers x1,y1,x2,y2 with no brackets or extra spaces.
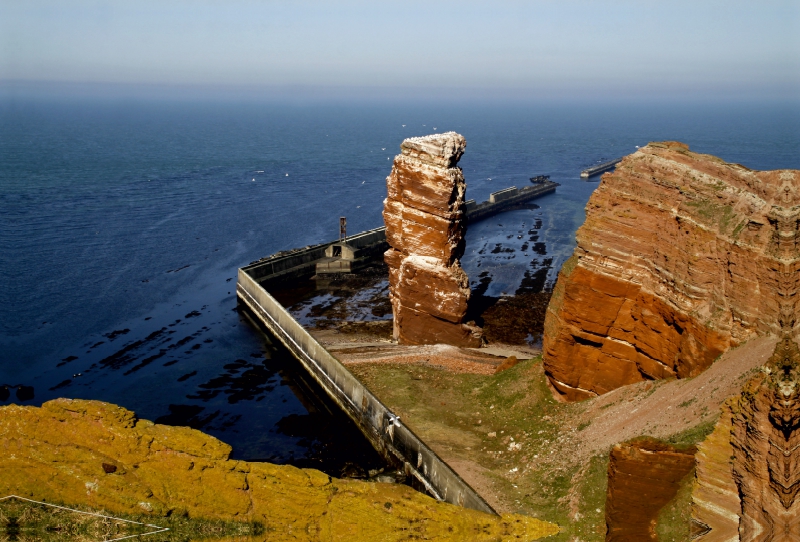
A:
544,141,800,401
383,132,481,347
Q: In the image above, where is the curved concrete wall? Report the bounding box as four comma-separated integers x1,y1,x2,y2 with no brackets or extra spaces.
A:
237,266,496,515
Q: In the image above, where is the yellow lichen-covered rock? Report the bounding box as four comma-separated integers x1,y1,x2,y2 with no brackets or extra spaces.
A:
0,399,558,541
690,403,740,541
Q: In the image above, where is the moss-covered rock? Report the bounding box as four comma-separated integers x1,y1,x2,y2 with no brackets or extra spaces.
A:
0,399,558,541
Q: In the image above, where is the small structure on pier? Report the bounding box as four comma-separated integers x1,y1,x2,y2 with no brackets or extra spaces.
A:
315,241,363,274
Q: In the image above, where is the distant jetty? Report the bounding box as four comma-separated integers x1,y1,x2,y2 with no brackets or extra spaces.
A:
580,158,622,178
464,180,558,222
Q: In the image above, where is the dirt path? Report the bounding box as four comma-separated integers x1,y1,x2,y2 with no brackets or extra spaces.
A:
563,335,777,466
312,329,525,375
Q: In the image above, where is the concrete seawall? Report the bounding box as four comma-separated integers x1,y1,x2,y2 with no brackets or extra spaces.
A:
580,159,622,179
237,264,497,514
247,227,388,285
236,183,560,514
465,181,558,222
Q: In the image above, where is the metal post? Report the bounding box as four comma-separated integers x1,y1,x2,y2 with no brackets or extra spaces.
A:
340,217,347,241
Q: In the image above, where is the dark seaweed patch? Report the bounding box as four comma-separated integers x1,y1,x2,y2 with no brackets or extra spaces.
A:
155,404,219,429
49,379,72,391
491,244,514,254
187,359,278,404
124,349,169,375
177,371,198,382
16,386,34,402
103,329,130,341
97,327,167,370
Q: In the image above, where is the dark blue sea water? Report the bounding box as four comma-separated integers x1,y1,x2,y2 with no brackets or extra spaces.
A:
1,98,798,469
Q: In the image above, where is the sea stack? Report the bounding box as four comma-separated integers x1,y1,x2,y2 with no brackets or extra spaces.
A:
543,141,800,401
383,132,481,347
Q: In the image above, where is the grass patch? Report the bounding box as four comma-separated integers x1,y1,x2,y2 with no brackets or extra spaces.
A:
655,468,696,542
665,418,717,448
684,200,737,233
350,356,610,541
574,454,610,540
678,398,696,408
731,220,746,238
0,498,259,542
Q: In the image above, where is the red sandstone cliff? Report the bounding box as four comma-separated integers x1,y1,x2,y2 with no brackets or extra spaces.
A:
544,142,800,401
692,338,800,541
730,337,800,541
383,133,481,347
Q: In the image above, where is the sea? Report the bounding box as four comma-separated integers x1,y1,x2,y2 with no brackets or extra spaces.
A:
2,97,798,473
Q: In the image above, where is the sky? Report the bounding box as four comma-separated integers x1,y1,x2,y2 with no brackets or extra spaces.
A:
1,0,798,102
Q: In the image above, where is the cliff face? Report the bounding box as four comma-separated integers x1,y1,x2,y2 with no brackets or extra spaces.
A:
383,132,481,346
691,338,800,541
731,337,800,541
544,141,800,401
605,438,696,541
0,399,558,541
690,404,741,541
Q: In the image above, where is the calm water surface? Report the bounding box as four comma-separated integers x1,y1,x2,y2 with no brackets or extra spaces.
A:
1,99,798,469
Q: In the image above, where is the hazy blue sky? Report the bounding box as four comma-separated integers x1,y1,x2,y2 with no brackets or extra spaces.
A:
1,0,798,101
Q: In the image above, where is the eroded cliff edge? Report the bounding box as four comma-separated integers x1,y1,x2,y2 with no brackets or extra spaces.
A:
544,141,800,401
692,337,800,541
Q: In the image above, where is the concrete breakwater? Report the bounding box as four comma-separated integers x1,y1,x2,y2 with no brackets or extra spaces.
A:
247,182,558,287
580,158,622,178
237,182,558,513
238,259,496,514
465,181,558,222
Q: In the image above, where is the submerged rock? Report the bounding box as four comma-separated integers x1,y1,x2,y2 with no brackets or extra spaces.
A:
383,132,482,347
544,141,800,401
0,398,557,541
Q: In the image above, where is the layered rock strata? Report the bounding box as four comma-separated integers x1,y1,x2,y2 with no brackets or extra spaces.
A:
383,132,481,346
605,438,696,541
731,337,800,541
0,399,558,541
544,141,800,401
690,405,740,541
692,338,800,541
